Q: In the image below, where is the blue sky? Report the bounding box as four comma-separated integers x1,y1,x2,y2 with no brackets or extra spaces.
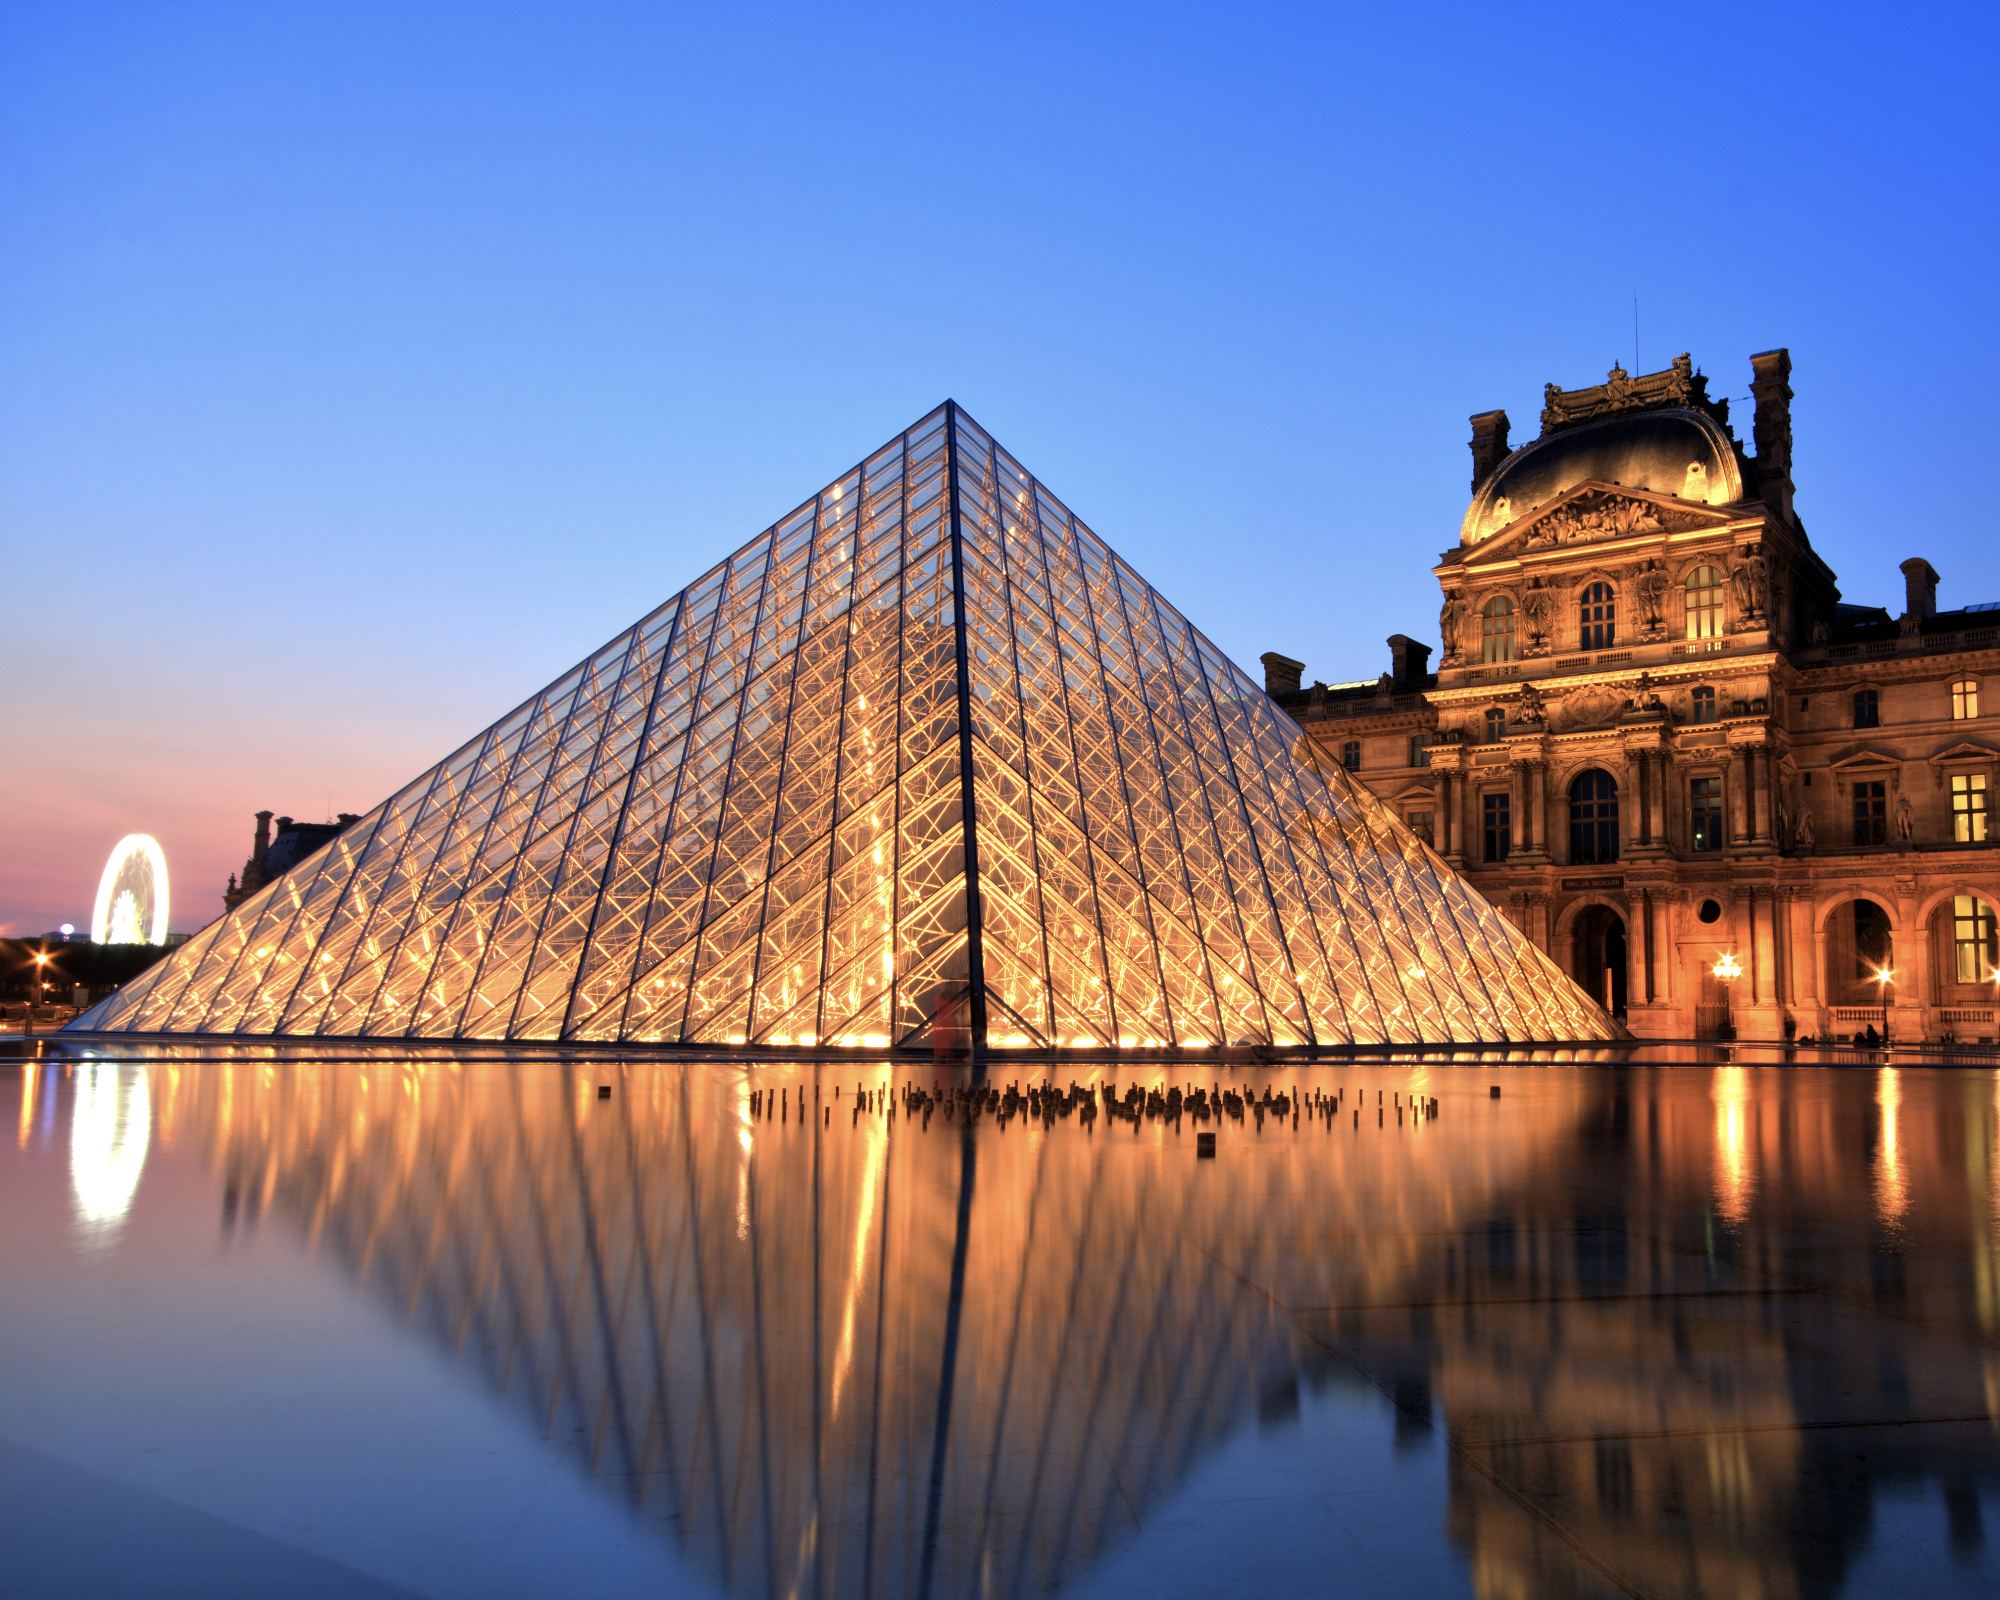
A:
2,0,1995,934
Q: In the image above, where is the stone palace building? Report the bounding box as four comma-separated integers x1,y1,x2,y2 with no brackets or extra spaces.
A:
1268,350,1999,1043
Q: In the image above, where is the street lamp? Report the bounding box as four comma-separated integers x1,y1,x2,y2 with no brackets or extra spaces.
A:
1710,951,1741,1041
26,952,49,1036
1871,964,1894,1048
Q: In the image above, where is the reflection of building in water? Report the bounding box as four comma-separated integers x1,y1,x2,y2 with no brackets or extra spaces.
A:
140,1052,1583,1598
1401,1068,2000,1600
125,1051,2000,1600
69,1061,149,1248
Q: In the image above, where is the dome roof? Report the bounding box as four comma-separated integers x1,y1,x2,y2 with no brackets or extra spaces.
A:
1460,407,1743,545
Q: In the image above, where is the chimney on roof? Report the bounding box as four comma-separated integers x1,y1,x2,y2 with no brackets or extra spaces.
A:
252,811,273,877
1387,635,1431,691
1900,558,1939,623
1749,349,1795,524
1469,410,1511,493
1260,652,1305,697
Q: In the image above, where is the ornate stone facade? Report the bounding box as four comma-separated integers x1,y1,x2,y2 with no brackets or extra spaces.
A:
1274,350,2000,1044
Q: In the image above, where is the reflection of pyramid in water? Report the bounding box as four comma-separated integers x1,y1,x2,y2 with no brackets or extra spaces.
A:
73,404,1613,1048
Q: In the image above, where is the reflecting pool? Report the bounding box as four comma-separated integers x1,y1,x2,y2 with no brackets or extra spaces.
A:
6,1046,2000,1599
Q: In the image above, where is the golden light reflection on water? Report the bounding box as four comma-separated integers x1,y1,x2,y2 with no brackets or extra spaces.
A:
1712,1065,1755,1226
69,1062,149,1247
42,1048,2000,1600
1875,1066,1909,1231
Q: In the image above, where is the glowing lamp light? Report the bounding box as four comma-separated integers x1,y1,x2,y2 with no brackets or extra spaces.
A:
1711,952,1743,982
91,835,170,946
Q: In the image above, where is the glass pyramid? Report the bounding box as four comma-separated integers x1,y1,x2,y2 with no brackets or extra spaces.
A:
70,404,1615,1049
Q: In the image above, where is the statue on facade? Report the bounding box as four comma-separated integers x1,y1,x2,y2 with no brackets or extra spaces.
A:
1810,618,1830,646
1635,561,1670,632
1515,681,1547,724
1731,552,1769,619
1895,793,1915,842
1439,591,1468,661
1795,804,1815,849
1521,583,1554,642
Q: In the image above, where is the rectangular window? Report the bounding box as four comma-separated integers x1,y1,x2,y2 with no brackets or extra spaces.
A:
1406,809,1434,845
1483,793,1511,863
1408,734,1432,768
1953,773,1989,843
1952,680,1980,720
1852,779,1887,846
1342,740,1361,772
1853,689,1879,729
1691,686,1717,724
1690,776,1724,852
1954,895,1998,983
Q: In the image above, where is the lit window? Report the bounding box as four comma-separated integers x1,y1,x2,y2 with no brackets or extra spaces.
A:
1685,565,1724,639
1482,597,1515,664
1852,779,1887,846
1690,776,1723,852
1953,773,1988,842
1569,770,1618,863
1691,686,1717,724
1485,708,1506,744
1853,689,1879,729
1483,793,1511,862
1408,734,1432,768
1953,895,1998,982
1342,740,1361,772
1579,582,1616,650
1952,679,1979,720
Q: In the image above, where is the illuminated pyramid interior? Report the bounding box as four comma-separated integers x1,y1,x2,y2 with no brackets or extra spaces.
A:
73,404,1614,1049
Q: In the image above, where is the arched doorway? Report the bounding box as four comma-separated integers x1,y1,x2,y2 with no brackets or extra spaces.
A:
1824,897,1896,1039
1572,904,1627,1016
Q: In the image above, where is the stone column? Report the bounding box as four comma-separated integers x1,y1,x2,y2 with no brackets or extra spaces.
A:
1619,754,1639,856
1752,744,1772,845
1651,750,1672,851
1438,769,1457,863
1794,891,1819,1011
1529,761,1547,856
1729,745,1750,845
1508,763,1523,858
1625,896,1646,1015
1637,889,1654,1003
1464,768,1480,865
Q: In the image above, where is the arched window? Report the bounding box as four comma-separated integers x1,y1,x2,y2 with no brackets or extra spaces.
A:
1685,565,1724,639
1569,769,1619,863
1481,597,1515,663
1952,679,1979,720
1485,707,1506,744
1579,582,1616,649
1690,685,1717,724
1341,739,1361,771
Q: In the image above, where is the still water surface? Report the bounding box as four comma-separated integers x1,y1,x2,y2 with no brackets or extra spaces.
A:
5,1048,2000,1599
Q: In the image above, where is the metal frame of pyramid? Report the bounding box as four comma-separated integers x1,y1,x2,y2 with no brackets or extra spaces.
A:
70,404,1616,1051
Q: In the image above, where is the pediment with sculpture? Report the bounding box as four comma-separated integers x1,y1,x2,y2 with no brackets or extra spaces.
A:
1459,482,1728,568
